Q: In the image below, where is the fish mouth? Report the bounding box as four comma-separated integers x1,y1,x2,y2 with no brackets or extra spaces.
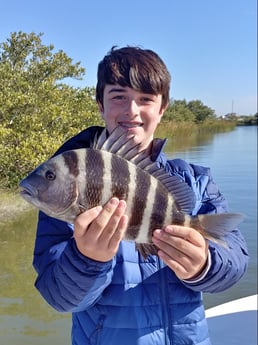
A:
19,181,38,199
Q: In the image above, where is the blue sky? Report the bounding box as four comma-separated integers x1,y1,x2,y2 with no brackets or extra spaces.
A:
1,0,257,116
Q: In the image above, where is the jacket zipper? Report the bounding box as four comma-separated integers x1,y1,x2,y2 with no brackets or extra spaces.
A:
158,258,172,345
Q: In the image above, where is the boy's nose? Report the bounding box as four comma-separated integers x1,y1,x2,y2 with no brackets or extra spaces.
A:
125,100,140,117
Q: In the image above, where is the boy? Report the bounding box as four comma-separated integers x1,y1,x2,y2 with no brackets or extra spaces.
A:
33,46,248,344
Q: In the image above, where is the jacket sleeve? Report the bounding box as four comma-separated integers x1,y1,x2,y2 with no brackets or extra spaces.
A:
168,159,249,293
33,211,114,312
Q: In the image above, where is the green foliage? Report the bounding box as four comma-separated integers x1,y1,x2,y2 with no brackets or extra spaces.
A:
163,99,215,123
0,31,102,189
187,100,215,123
163,99,195,122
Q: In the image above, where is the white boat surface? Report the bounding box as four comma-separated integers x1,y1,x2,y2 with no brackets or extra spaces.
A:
205,294,257,345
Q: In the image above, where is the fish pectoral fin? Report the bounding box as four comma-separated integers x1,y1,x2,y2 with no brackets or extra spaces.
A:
135,243,158,259
197,212,245,242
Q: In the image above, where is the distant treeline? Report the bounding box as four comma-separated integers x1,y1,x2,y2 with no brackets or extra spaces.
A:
221,114,258,126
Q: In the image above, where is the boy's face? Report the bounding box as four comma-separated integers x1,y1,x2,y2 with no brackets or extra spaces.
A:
98,85,167,150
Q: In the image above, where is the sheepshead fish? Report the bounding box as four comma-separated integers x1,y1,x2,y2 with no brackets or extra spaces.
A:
19,127,244,257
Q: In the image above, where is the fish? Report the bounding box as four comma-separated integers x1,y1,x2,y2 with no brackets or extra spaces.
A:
19,127,244,258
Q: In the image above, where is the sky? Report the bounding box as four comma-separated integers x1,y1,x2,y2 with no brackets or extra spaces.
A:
0,0,257,116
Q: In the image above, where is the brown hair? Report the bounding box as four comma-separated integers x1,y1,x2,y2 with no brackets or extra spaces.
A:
96,46,171,110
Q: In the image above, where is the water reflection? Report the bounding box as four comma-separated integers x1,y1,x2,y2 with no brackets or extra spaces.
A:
162,129,215,154
0,209,70,344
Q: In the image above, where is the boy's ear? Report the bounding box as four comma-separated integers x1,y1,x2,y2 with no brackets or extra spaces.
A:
98,102,104,114
159,103,168,116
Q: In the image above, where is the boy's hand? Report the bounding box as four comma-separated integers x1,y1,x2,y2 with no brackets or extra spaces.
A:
74,198,128,262
152,225,208,280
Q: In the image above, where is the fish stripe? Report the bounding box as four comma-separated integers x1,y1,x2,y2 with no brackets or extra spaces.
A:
135,176,158,243
62,151,80,177
128,168,151,239
123,162,137,240
149,183,168,235
85,149,104,208
111,155,130,200
101,153,112,205
171,204,186,225
163,195,174,227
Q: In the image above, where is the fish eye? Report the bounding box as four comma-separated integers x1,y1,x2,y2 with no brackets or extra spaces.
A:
45,170,56,181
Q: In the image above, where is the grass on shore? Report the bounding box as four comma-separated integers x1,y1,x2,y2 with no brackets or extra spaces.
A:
156,120,236,137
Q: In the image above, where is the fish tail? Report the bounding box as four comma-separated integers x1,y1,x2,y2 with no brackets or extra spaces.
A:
194,212,245,246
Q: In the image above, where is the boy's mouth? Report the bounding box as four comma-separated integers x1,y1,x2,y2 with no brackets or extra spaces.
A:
118,122,143,128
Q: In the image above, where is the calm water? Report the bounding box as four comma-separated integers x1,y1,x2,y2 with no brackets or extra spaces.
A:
0,126,257,344
167,126,257,308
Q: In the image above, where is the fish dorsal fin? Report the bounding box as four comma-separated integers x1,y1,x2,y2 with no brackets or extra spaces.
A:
92,128,108,149
93,127,139,156
131,150,196,213
92,127,196,214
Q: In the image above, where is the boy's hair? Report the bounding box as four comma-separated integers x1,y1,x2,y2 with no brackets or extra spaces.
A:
96,46,171,109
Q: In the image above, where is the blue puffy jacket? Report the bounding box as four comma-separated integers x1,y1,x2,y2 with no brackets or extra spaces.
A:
33,126,248,345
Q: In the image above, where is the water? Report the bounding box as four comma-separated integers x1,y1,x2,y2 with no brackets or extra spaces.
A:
0,126,257,344
167,126,257,308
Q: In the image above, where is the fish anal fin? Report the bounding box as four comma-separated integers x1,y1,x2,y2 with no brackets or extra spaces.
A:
135,243,158,259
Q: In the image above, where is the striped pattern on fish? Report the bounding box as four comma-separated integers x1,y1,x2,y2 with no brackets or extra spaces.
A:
19,127,245,258
61,146,186,245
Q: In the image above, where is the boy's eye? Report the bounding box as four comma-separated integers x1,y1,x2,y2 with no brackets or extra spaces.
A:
141,97,154,103
111,94,127,102
113,95,125,100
